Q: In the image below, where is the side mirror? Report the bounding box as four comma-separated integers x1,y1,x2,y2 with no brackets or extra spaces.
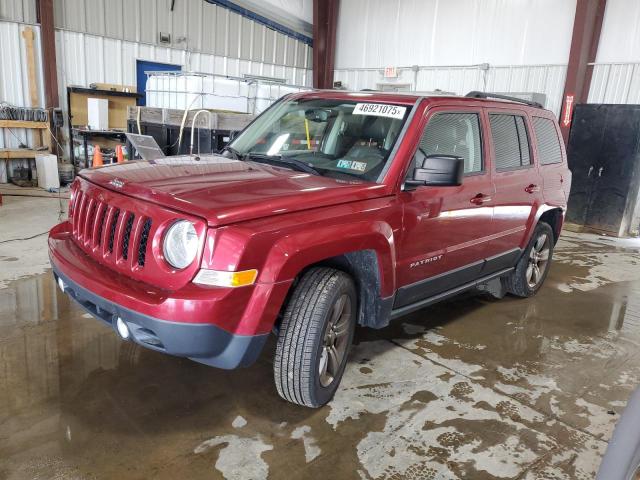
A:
406,152,464,188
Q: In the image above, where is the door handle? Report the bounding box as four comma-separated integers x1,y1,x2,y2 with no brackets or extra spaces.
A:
525,184,540,194
470,193,492,205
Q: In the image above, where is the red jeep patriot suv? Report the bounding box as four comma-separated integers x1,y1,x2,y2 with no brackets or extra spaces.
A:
49,90,570,407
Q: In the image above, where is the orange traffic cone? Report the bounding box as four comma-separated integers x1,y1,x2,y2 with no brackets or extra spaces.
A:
93,145,103,167
116,145,125,163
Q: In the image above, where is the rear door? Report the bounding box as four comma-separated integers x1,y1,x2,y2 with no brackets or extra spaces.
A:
486,109,543,262
395,107,496,308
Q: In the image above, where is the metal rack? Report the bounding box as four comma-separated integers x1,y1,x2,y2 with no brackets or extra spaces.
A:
67,86,142,169
126,106,254,158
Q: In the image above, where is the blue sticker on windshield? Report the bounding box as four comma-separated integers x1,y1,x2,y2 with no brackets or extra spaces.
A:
337,159,367,172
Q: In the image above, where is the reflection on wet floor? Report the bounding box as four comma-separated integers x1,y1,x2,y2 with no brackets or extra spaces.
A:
1,232,640,479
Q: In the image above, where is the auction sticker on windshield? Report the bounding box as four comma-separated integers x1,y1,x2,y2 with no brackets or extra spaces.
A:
353,103,406,119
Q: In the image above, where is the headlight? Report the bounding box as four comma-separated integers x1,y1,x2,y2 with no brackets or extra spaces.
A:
163,220,198,269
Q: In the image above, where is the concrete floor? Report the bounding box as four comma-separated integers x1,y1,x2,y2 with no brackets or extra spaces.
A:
2,194,640,479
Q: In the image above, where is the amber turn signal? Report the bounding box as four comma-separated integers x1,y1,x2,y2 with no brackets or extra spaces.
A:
193,269,258,287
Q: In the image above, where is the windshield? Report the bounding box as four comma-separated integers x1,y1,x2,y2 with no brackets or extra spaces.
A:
227,98,411,182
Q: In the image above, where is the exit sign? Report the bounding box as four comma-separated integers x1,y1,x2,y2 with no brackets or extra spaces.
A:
384,67,398,78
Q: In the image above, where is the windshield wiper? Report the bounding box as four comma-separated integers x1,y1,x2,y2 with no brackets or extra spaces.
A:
220,145,243,160
245,153,321,176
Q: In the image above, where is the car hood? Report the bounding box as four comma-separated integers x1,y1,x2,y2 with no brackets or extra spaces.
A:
79,155,389,226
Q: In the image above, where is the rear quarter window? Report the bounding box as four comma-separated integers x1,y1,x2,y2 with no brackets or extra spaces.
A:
532,117,563,165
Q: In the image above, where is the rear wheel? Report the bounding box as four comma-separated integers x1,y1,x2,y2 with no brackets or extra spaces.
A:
505,222,554,297
274,267,357,407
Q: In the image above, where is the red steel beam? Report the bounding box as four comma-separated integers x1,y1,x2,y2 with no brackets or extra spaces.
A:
36,0,59,108
312,0,339,89
560,0,607,142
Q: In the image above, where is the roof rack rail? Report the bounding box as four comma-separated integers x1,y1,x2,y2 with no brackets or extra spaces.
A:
465,91,543,109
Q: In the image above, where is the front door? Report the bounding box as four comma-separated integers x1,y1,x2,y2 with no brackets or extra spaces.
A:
395,108,496,308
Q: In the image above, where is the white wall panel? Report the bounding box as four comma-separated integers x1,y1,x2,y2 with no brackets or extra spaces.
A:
335,0,576,69
596,0,640,64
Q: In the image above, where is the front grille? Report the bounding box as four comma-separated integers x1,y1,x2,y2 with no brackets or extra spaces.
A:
138,219,152,267
122,213,135,260
96,206,108,246
70,187,156,272
108,209,120,253
68,181,204,291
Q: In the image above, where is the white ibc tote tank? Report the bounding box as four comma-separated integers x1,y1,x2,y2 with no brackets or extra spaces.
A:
145,72,310,114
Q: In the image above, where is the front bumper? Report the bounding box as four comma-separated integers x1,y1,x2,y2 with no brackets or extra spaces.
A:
48,221,291,369
53,265,268,369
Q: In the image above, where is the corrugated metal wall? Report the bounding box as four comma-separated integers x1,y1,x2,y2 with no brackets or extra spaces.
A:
0,0,36,23
334,64,568,116
588,63,640,104
53,0,311,71
55,29,312,109
587,0,640,104
334,0,577,116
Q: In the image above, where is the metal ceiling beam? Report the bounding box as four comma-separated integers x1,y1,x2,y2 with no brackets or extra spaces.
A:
312,0,339,89
36,0,59,108
205,0,313,44
560,0,607,142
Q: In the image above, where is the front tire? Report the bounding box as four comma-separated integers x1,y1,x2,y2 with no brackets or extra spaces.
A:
274,267,357,408
505,222,554,297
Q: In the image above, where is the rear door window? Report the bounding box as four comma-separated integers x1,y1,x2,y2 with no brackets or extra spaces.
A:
532,117,563,165
489,114,532,170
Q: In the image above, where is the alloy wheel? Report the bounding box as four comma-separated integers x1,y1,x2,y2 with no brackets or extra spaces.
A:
318,294,352,387
526,233,550,289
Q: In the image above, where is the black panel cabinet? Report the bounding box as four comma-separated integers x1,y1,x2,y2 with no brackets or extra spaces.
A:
566,104,640,237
